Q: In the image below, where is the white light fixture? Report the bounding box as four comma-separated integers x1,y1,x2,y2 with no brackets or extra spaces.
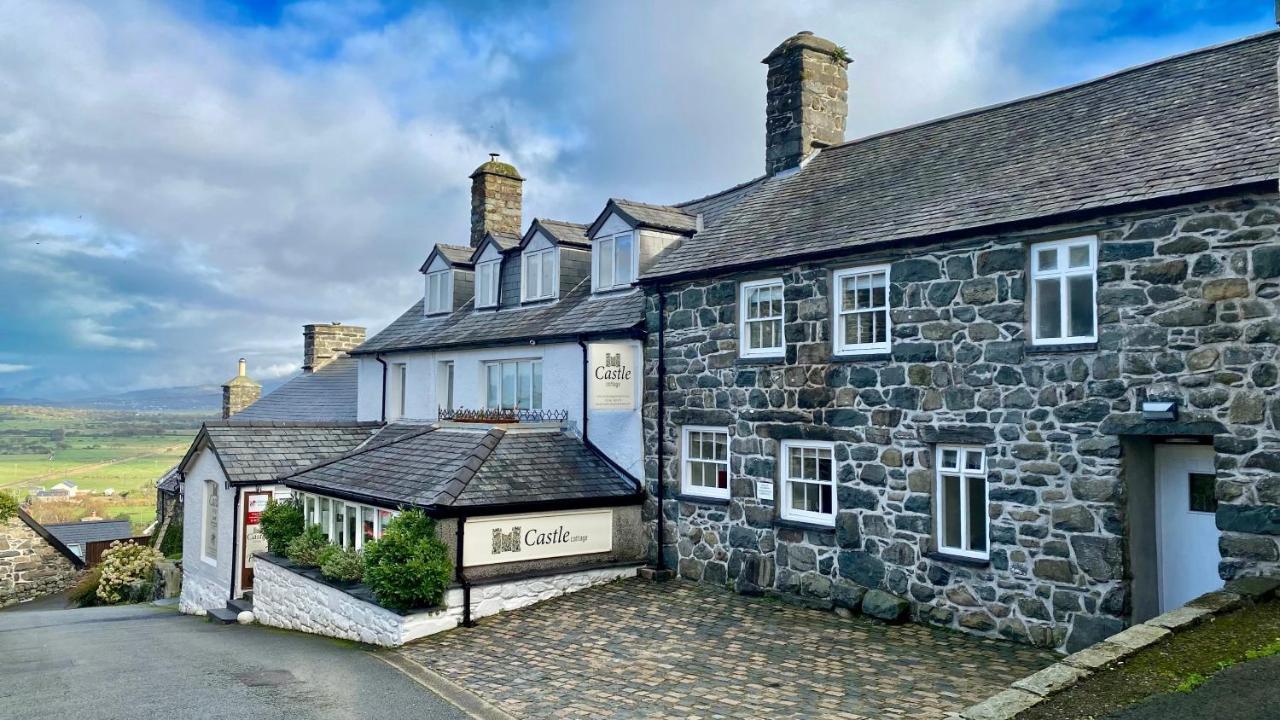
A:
1141,400,1178,421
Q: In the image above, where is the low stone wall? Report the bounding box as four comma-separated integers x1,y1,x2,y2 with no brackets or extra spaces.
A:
252,554,640,647
0,514,82,607
178,568,226,615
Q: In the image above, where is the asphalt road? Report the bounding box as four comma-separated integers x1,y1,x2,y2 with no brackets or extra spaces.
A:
1106,654,1280,720
0,602,466,720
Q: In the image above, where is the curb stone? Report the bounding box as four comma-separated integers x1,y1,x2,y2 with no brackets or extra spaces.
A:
957,582,1274,720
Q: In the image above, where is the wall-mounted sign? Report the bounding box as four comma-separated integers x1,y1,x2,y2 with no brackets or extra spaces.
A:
757,481,774,502
241,491,272,590
463,509,614,567
588,342,637,411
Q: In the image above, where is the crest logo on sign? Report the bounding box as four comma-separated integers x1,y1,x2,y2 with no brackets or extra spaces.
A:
492,527,521,554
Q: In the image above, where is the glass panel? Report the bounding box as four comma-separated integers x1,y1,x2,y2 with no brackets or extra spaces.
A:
965,449,984,472
790,480,806,512
377,509,394,536
334,504,346,547
517,362,533,409
1037,247,1058,271
319,498,331,540
855,274,871,309
614,233,632,284
967,476,987,552
819,483,833,514
1189,473,1217,513
362,507,375,543
531,361,543,409
1068,244,1090,268
502,362,516,409
1068,274,1094,338
840,276,857,312
598,239,614,288
486,365,500,408
542,251,554,295
943,475,961,549
1036,278,1062,339
941,449,959,470
869,273,886,308
345,505,358,549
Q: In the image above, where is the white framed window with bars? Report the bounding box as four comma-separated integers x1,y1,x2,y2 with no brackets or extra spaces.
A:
739,278,784,358
1030,236,1097,345
484,358,543,411
833,264,891,355
934,445,990,560
475,260,500,308
681,426,730,499
425,269,452,315
522,248,558,302
780,440,836,526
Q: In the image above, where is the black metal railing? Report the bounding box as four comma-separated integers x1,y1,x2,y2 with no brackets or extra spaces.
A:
438,407,569,424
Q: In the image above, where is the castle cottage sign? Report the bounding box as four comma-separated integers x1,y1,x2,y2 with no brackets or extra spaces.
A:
588,342,636,411
463,509,613,566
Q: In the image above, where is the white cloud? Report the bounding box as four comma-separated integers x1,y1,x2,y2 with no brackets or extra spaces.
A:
0,364,32,373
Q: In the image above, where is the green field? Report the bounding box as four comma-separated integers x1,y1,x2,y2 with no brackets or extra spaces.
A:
0,406,206,532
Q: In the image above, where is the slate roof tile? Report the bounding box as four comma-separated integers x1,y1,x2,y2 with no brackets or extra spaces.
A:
196,422,381,486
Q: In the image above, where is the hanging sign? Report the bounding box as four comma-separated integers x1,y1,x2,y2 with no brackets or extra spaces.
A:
588,342,637,411
463,509,614,567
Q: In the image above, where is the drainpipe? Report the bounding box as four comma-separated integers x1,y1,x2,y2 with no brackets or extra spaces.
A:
227,485,241,602
655,286,668,573
375,354,388,423
455,515,473,627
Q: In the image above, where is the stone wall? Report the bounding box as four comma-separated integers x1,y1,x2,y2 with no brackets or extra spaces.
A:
178,568,226,615
303,322,367,373
253,555,640,647
642,192,1280,652
0,513,82,607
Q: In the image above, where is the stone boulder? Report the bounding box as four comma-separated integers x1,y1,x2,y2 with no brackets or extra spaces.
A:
860,589,910,623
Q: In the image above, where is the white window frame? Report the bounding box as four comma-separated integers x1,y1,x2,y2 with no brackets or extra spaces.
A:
739,278,785,358
779,440,836,526
298,492,398,548
201,480,218,565
593,230,637,292
1029,235,1098,345
388,363,407,421
475,259,500,308
934,445,990,561
832,264,891,356
425,269,452,315
680,426,731,500
522,248,558,302
436,361,454,414
484,358,543,411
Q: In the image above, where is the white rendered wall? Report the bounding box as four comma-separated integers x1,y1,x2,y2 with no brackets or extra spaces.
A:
179,446,235,613
354,339,644,477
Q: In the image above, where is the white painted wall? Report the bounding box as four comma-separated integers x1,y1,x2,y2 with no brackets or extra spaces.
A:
355,339,644,477
179,446,234,613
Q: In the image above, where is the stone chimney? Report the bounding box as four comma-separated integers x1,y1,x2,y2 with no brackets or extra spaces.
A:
303,322,367,373
221,358,261,419
762,31,849,175
469,153,523,248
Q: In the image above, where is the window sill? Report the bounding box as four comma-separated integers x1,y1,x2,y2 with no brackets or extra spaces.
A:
924,551,991,568
734,356,785,367
828,352,892,363
1025,342,1097,354
521,297,558,306
773,518,835,533
675,493,730,507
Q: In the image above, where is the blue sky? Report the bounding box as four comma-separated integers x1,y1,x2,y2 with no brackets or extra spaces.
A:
0,0,1274,401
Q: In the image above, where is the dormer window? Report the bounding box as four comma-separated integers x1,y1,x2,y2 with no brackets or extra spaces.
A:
594,231,635,292
476,259,500,308
425,269,451,315
523,247,557,302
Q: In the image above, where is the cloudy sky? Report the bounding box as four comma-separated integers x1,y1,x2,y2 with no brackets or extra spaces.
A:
0,0,1272,401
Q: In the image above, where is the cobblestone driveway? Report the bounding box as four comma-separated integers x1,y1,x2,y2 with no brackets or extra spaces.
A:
396,578,1054,719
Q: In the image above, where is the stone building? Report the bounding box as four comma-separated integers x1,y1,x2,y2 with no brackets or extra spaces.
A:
0,508,84,607
221,358,261,419
637,31,1280,652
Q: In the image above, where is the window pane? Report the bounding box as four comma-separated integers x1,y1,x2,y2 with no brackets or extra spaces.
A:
819,483,833,514
486,365,500,408
840,276,857,312
941,448,958,470
1037,247,1058,271
615,233,632,284
967,476,987,552
1068,274,1094,338
869,273,886,308
943,475,961,549
542,252,555,295
789,446,803,479
1068,244,1090,268
531,361,543,409
965,449,984,472
598,239,614,288
1189,473,1217,513
502,362,516,409
362,507,375,543
1036,278,1062,339
517,362,532,409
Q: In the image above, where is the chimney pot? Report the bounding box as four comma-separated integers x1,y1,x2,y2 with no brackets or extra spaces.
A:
763,31,849,175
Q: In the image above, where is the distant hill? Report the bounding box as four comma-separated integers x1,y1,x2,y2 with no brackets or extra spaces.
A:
0,378,290,413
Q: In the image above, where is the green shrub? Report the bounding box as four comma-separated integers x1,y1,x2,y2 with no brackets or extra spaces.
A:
318,545,365,582
285,524,329,567
0,492,18,523
158,519,183,559
260,498,304,555
363,510,452,612
69,566,103,608
96,542,163,604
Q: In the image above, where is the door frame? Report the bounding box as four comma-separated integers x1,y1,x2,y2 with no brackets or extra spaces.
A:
1152,441,1218,613
239,490,273,593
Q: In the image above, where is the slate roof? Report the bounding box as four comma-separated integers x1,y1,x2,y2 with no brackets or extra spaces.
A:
531,219,590,248
156,464,181,494
644,31,1280,281
591,199,698,237
419,242,476,272
487,232,521,252
43,520,134,547
351,279,643,355
186,421,381,486
233,357,359,423
281,425,638,510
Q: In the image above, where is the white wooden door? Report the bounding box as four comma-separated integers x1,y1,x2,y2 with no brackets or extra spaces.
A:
1155,444,1220,612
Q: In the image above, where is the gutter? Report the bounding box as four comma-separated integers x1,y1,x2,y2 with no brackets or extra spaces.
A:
375,354,388,424
228,485,241,602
